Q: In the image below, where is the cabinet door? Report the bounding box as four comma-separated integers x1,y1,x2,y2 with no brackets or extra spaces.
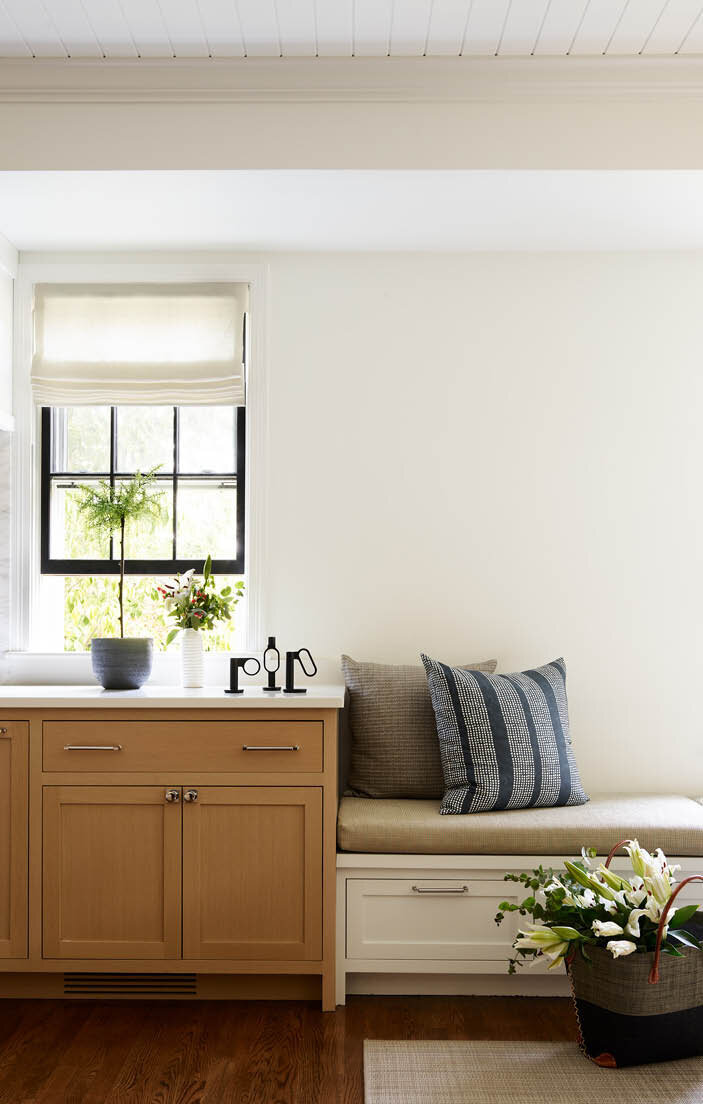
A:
0,722,28,959
183,787,322,961
43,786,181,960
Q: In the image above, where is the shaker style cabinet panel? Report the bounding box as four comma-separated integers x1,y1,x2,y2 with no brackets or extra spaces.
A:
0,723,28,959
43,720,324,773
182,787,323,961
43,786,182,960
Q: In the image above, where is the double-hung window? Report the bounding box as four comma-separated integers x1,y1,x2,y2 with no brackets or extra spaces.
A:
33,282,248,652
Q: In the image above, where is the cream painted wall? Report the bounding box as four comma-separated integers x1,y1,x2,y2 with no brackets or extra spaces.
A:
0,275,13,425
2,249,701,795
262,251,703,795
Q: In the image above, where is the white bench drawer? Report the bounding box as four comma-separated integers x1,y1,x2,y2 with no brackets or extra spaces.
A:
346,878,522,962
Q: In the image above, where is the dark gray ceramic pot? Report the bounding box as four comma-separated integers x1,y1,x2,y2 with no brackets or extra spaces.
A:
90,638,154,690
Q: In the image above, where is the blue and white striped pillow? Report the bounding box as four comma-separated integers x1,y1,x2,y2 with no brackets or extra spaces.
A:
421,655,589,815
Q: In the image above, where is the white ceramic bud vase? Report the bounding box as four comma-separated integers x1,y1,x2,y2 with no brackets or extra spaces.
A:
181,628,204,688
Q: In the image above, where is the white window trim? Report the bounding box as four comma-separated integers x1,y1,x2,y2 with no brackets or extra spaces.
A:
10,255,269,660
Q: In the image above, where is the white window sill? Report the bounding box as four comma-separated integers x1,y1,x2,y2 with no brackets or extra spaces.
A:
1,650,341,686
1,649,236,686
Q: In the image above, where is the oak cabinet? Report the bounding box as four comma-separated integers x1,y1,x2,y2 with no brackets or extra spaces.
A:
0,701,339,1009
42,784,323,965
43,786,182,960
0,723,28,959
183,787,322,961
43,720,324,773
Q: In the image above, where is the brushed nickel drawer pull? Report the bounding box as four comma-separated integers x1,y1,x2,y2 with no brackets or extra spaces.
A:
63,744,123,752
242,745,300,751
411,885,469,895
0,727,7,735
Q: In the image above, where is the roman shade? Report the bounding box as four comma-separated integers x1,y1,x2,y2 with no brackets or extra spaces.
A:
31,282,248,405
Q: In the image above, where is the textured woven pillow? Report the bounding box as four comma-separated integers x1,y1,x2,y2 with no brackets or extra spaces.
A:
421,655,588,815
342,655,497,799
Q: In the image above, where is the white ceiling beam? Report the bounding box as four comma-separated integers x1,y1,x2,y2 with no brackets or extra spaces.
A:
2,55,703,102
1,58,703,171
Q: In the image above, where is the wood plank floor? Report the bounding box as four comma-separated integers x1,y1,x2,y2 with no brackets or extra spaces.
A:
0,996,577,1103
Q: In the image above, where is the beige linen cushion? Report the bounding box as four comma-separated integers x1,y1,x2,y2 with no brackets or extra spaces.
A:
342,655,497,799
337,793,703,856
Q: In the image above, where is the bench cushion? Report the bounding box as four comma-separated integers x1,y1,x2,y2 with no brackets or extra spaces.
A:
337,794,703,856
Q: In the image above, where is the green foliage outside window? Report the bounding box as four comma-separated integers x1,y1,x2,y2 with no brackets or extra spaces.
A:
52,405,243,653
63,576,240,653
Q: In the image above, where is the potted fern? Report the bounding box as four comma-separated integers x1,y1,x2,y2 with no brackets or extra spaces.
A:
77,468,164,690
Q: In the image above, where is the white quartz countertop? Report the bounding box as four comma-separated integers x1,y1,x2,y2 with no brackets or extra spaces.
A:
0,684,346,709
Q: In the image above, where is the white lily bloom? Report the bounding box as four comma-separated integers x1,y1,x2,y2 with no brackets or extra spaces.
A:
514,925,563,951
601,897,619,915
625,840,653,880
625,884,647,908
625,909,650,938
592,920,624,938
644,871,673,908
595,863,632,893
581,847,594,869
545,943,569,968
606,939,638,958
574,888,597,909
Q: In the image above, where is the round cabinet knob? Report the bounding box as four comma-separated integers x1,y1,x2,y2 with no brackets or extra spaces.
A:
165,789,180,803
183,789,198,803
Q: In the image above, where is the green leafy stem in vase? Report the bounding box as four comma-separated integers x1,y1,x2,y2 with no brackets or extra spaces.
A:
157,556,245,645
76,467,165,639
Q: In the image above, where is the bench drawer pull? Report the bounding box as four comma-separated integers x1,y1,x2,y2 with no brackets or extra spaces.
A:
411,885,469,895
63,745,123,752
242,745,300,751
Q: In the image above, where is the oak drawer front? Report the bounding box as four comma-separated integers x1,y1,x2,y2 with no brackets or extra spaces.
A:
346,878,521,962
43,721,323,773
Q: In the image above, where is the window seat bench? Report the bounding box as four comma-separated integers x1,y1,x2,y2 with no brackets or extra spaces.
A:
335,793,703,1005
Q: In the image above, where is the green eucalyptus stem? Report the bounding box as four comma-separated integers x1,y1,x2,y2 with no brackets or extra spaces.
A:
119,514,125,639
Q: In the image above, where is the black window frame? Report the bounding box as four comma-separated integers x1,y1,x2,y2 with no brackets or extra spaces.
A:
40,405,246,577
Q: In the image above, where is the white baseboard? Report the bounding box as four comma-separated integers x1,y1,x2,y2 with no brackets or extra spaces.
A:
346,972,570,997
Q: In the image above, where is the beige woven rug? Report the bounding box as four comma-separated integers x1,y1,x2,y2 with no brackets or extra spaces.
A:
363,1041,703,1103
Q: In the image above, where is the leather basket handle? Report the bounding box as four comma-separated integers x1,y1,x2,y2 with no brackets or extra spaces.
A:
604,839,631,869
598,842,703,984
649,875,703,985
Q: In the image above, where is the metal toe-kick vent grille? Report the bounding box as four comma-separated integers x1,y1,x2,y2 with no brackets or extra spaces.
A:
63,973,198,998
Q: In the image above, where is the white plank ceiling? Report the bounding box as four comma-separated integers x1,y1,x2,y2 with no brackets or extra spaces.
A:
0,0,702,59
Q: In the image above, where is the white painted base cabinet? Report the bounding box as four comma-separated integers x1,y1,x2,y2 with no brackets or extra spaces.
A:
336,853,703,1004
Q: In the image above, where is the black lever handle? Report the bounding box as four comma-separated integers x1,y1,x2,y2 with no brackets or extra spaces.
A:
262,635,281,692
225,656,261,694
283,648,318,694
